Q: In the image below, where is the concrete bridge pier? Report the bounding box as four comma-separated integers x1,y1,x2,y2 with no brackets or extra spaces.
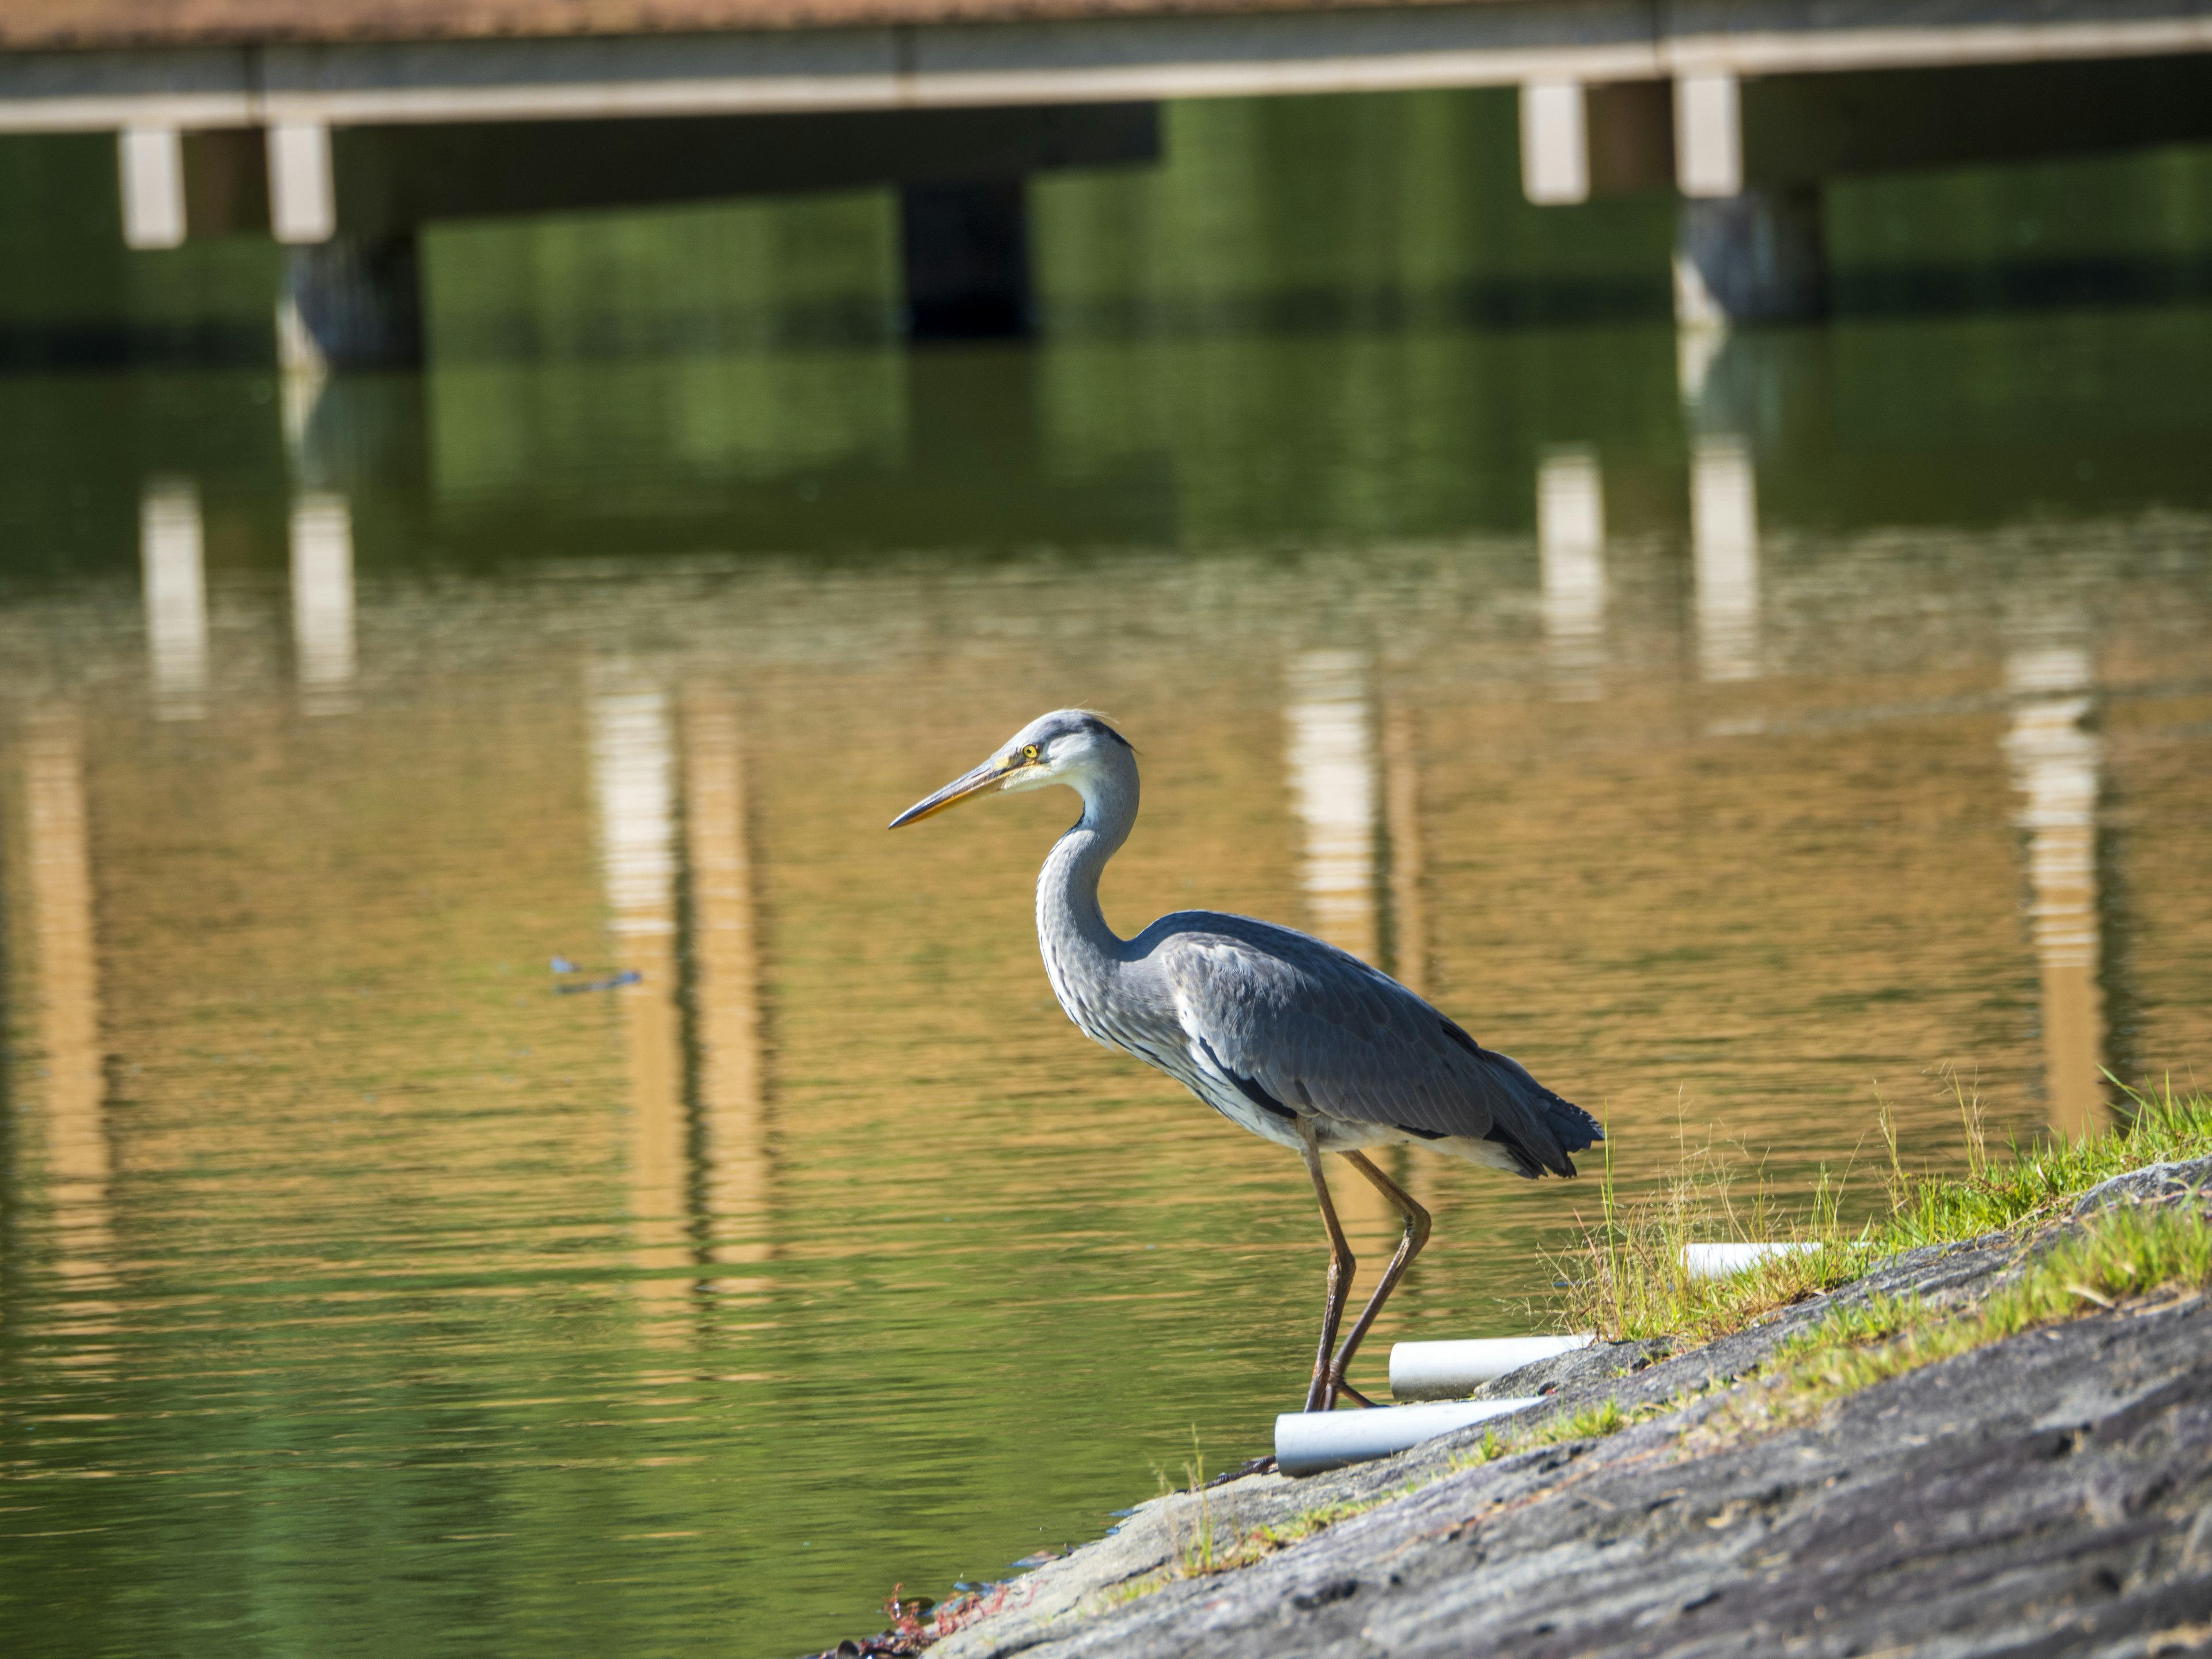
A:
900,180,1033,340
1673,187,1827,328
1665,53,2212,327
1669,72,1827,328
276,234,426,374
1520,72,1829,328
185,105,1152,366
1520,53,2212,329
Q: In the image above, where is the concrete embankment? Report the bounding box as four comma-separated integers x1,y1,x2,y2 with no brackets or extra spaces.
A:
874,1158,2212,1659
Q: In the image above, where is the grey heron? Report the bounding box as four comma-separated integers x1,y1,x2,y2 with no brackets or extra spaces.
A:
892,709,1601,1413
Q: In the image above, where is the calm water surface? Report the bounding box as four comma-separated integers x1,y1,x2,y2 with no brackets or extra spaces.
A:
4,296,2212,1656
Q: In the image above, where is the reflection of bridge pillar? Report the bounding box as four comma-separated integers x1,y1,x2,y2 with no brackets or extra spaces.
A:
1537,446,1607,699
140,479,208,721
2003,644,2108,1137
289,493,358,716
900,180,1032,341
1380,705,1427,1003
1691,437,1760,683
1285,653,1399,1241
25,712,119,1363
589,671,690,1334
1287,652,1379,967
1379,702,1444,1222
682,695,772,1283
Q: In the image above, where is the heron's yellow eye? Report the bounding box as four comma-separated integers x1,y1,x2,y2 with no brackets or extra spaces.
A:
1023,744,1041,761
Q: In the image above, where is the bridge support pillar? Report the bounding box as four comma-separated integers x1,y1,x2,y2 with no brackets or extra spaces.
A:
900,180,1032,341
1673,187,1827,328
275,233,426,373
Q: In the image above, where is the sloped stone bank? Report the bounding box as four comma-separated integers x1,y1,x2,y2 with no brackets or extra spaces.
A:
835,1161,2212,1659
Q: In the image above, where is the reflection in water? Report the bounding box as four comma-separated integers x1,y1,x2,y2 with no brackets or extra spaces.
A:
589,667,691,1332
1676,325,1728,411
2003,642,2108,1136
683,693,773,1282
281,366,326,457
1380,705,1427,1002
22,711,117,1366
1285,651,1378,967
1283,653,1406,1234
1378,701,1438,1216
2,298,2211,1659
139,480,207,721
289,493,359,717
1537,446,1607,699
1691,436,1761,683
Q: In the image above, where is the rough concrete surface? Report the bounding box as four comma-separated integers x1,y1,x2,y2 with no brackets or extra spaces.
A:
889,1161,2212,1659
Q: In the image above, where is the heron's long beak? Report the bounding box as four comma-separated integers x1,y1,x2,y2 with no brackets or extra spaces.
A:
889,760,1003,828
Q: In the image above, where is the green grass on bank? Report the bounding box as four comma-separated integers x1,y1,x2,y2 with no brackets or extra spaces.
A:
1468,1196,2212,1475
1878,1074,2212,1248
1554,1074,2212,1346
1727,1198,2212,1440
1458,1081,2212,1472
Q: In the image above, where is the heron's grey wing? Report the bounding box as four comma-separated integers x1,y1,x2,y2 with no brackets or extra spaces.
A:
1155,925,1596,1178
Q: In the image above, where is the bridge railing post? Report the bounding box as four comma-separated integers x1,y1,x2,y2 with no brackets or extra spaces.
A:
900,179,1034,342
118,127,187,251
1520,81,1589,206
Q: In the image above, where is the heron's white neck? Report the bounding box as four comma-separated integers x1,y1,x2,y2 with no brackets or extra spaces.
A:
1036,745,1139,1009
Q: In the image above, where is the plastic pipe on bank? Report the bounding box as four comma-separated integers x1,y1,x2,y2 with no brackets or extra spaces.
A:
1275,1397,1543,1478
1682,1241,1821,1280
1388,1335,1596,1401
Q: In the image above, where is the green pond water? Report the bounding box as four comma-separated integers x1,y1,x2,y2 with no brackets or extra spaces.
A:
3,88,2212,1659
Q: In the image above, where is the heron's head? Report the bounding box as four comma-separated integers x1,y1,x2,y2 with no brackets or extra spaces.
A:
889,709,1133,828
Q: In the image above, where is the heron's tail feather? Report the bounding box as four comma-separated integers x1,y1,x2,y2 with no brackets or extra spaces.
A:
1482,1051,1604,1180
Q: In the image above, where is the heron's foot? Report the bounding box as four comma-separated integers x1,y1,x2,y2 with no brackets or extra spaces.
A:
1206,1455,1277,1487
1299,1375,1374,1412
1331,1376,1377,1409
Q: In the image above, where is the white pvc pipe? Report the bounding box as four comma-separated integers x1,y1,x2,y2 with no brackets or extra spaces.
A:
1683,1241,1821,1281
1275,1397,1543,1478
1389,1335,1596,1401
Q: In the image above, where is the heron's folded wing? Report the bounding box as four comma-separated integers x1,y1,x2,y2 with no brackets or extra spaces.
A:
1154,924,1585,1176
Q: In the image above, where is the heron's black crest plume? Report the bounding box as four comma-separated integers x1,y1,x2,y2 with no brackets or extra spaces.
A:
1028,709,1132,751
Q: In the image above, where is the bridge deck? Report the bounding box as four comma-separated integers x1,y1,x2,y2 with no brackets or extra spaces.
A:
24,0,1519,52
6,0,2210,137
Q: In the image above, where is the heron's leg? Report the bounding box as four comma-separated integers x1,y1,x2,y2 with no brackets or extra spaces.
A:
1327,1151,1433,1402
1299,1134,1357,1414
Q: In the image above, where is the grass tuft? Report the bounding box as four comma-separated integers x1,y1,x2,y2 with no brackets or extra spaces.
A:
1134,1487,1417,1598
1551,1075,2212,1347
1878,1073,2212,1251
1554,1397,1627,1441
1552,1116,1872,1343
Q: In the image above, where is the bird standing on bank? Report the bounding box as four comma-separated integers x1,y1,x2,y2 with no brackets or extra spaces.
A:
892,709,1600,1412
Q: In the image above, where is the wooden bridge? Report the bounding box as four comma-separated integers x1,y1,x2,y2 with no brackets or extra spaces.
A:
5,0,2211,361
